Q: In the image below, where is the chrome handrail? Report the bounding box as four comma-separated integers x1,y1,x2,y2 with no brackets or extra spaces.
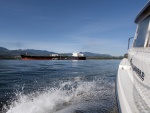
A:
128,37,134,49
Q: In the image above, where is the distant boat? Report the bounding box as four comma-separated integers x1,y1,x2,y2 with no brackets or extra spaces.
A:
116,1,150,113
21,52,86,60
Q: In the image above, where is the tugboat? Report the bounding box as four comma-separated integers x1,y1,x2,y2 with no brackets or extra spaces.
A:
21,52,86,60
116,1,150,113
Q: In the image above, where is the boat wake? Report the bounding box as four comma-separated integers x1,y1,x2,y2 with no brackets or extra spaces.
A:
2,77,116,113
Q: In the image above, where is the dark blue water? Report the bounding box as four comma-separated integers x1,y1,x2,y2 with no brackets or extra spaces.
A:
0,60,119,113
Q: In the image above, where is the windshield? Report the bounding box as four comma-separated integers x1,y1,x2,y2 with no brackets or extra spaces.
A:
134,16,150,47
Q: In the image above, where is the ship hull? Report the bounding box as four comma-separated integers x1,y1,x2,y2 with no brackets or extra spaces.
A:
21,55,86,60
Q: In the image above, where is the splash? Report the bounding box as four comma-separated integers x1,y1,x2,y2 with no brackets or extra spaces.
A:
3,79,104,113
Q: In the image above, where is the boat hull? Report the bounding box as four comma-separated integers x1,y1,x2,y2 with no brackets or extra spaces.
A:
117,48,150,113
21,55,86,60
116,58,135,113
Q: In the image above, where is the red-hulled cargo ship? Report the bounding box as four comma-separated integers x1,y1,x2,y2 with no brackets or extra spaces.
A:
21,52,86,60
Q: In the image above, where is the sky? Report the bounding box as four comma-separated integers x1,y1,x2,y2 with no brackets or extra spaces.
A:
0,0,148,56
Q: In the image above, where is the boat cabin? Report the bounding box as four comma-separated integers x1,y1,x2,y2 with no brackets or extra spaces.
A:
72,52,84,57
133,1,150,48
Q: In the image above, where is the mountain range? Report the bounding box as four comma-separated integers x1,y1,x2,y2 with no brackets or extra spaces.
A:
0,47,114,57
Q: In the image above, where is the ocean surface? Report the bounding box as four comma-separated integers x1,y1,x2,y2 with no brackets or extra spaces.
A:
0,60,120,113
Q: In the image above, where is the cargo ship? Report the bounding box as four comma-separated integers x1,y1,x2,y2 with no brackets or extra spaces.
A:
21,52,86,60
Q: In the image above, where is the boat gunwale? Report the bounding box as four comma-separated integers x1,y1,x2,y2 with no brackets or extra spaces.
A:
115,70,122,113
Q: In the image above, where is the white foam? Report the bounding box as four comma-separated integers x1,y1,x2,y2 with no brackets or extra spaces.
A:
4,80,97,113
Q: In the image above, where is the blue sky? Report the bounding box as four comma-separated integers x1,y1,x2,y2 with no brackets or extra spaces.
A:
0,0,148,56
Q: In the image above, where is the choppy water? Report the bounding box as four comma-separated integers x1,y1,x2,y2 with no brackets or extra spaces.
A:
0,60,119,113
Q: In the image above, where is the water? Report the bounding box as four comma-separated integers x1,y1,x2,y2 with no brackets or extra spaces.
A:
0,60,119,113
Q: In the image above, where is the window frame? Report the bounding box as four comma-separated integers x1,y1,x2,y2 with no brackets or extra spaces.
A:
133,16,150,48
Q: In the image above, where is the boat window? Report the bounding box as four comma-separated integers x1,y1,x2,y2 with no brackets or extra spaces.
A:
134,16,150,47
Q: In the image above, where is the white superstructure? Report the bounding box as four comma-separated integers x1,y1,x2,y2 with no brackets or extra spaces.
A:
72,52,84,57
51,54,59,56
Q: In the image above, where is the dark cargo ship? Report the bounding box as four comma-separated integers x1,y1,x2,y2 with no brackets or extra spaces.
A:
21,52,86,60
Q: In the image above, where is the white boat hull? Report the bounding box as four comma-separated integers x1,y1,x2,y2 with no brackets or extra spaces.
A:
117,56,150,113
